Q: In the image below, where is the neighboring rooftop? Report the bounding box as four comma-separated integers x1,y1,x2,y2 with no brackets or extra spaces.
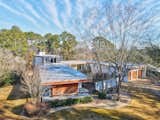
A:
60,60,110,66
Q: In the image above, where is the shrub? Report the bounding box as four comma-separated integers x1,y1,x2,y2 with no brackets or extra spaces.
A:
72,98,81,104
80,96,93,103
66,98,74,105
98,92,106,99
50,96,93,108
0,71,20,87
0,72,18,86
51,99,66,107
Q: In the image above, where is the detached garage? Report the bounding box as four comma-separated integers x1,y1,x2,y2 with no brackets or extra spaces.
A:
128,65,146,80
128,69,142,80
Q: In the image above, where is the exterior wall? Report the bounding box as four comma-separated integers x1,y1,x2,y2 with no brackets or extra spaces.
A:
95,79,117,91
138,70,142,79
128,71,131,80
128,69,143,80
51,83,78,96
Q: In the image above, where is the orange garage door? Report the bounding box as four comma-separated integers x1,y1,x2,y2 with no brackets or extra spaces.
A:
132,71,137,80
52,83,78,96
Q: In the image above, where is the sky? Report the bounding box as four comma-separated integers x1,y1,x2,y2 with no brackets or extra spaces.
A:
0,0,160,43
0,0,100,35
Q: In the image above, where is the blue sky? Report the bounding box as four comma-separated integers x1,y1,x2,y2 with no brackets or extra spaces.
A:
0,0,160,41
0,0,99,35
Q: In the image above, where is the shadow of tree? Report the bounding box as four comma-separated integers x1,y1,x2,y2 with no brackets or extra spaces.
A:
0,114,27,120
11,104,24,115
7,83,28,100
0,109,4,114
47,107,144,120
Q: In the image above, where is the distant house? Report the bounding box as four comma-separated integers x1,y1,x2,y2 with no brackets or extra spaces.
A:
128,64,147,80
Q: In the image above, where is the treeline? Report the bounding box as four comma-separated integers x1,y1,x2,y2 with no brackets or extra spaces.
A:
0,25,159,66
0,26,77,60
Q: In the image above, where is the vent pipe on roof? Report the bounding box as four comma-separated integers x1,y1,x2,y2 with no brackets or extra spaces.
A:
39,52,45,56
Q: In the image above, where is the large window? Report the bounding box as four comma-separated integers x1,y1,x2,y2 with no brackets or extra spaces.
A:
42,87,51,97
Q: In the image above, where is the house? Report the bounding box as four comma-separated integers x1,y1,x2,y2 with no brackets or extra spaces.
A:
34,52,146,96
40,64,89,96
33,53,89,97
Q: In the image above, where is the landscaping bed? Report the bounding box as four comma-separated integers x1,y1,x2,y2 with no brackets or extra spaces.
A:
48,96,93,108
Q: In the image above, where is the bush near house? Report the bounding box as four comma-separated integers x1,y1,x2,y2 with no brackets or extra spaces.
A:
49,96,93,108
98,92,106,99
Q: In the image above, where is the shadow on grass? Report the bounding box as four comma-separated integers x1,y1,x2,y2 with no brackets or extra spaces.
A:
0,109,4,114
0,104,27,120
7,83,28,100
47,108,144,120
0,114,28,120
11,104,24,115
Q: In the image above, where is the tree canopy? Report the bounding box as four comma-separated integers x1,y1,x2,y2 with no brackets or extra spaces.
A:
92,36,115,61
0,26,28,56
0,26,78,60
60,31,77,60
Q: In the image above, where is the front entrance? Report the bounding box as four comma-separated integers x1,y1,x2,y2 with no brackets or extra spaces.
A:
52,83,78,96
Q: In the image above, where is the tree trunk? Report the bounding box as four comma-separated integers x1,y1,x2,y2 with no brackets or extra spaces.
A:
117,74,121,101
94,51,105,92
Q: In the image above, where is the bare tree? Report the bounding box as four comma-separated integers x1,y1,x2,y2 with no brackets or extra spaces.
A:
100,1,159,100
21,52,42,104
0,48,25,85
71,0,159,100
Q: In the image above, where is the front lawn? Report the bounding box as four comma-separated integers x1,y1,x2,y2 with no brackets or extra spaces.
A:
0,86,27,120
47,86,160,120
0,83,160,120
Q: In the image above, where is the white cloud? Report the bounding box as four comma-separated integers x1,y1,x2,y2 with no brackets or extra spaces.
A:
60,0,72,30
42,0,63,30
76,0,84,20
64,0,71,18
19,0,49,25
0,2,38,26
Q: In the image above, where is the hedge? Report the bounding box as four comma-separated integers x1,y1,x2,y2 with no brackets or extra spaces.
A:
98,92,106,99
49,96,93,108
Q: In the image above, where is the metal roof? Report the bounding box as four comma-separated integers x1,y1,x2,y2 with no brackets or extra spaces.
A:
35,54,61,58
60,60,110,66
39,64,87,83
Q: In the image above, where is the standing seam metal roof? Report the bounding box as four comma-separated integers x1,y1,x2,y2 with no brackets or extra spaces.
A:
39,64,87,83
